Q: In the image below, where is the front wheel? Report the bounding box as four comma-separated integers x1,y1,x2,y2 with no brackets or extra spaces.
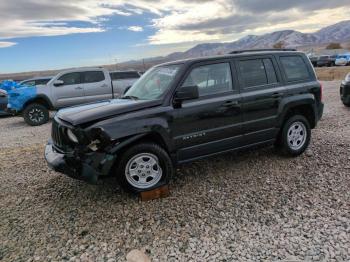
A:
23,103,49,126
117,143,173,192
276,115,311,156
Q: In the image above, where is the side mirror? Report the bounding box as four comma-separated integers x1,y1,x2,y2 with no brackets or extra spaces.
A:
174,85,199,102
53,80,64,87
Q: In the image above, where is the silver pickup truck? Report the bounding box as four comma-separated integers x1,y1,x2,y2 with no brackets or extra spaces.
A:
7,68,141,126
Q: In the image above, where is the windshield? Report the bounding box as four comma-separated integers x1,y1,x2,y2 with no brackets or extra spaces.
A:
123,65,180,100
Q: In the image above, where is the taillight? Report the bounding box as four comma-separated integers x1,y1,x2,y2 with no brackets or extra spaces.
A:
319,81,323,102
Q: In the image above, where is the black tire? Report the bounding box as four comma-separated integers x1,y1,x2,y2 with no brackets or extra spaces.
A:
116,143,173,193
23,103,49,126
276,115,311,157
343,101,350,107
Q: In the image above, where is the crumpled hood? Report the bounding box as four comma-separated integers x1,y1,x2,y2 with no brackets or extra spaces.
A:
56,99,162,126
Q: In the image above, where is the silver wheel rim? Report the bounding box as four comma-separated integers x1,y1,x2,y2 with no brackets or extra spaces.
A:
28,108,45,123
287,121,307,150
125,153,162,189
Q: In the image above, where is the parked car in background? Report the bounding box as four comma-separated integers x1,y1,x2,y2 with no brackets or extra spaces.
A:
6,68,141,126
309,56,319,67
19,76,53,87
340,73,350,107
45,50,324,192
0,89,9,116
110,70,141,96
317,55,337,67
335,54,350,66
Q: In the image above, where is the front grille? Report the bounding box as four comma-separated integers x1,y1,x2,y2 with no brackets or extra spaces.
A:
51,118,71,150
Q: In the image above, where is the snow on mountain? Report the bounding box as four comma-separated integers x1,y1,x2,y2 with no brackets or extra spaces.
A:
164,20,350,60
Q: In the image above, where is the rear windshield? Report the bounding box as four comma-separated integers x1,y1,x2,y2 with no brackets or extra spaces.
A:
280,56,310,82
110,72,140,80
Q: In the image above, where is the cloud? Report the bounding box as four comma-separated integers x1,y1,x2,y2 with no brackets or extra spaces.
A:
0,42,17,48
127,26,143,32
0,0,350,46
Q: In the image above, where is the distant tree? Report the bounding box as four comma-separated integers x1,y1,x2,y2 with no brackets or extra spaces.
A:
273,41,285,49
346,43,350,50
326,42,343,49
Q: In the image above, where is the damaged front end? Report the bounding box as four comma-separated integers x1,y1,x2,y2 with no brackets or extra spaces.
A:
45,117,118,184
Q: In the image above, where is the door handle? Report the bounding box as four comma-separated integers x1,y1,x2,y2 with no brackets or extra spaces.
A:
272,92,282,98
75,86,83,90
223,101,239,106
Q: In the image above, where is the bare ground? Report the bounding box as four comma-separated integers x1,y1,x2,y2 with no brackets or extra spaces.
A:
0,81,349,262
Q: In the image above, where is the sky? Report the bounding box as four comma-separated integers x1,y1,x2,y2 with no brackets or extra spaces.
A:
0,0,350,73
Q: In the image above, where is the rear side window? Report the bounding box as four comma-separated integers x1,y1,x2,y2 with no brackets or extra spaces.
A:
239,58,278,88
110,72,140,80
58,73,81,85
83,71,105,83
280,56,310,82
182,63,233,97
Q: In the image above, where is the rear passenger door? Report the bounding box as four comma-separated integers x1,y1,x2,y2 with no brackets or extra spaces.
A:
83,71,113,103
236,56,285,144
172,60,243,161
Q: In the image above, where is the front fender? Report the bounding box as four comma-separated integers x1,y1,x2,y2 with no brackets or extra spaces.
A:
7,87,37,112
89,116,173,152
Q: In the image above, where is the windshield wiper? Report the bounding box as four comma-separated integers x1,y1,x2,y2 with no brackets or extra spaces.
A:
121,95,140,100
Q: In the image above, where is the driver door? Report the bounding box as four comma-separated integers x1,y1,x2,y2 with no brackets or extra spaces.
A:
52,72,85,108
171,61,243,162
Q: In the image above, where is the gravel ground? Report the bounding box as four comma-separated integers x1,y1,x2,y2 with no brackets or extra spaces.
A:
0,81,349,262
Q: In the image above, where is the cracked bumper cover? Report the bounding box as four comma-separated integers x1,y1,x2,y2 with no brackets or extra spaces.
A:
45,140,117,184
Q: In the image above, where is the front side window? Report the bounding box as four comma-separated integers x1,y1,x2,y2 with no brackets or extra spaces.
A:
280,56,310,82
35,79,51,85
58,73,81,86
124,65,180,100
182,63,233,97
83,71,105,84
21,80,35,86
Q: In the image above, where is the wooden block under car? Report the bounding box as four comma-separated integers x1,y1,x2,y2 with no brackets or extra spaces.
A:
140,185,170,201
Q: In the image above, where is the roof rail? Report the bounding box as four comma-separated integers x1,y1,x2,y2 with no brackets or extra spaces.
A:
229,48,297,54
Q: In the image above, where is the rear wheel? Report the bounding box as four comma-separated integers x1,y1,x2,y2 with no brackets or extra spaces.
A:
276,115,311,156
117,143,173,192
23,103,49,126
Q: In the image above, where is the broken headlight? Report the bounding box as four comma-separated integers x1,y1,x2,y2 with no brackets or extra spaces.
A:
67,129,79,144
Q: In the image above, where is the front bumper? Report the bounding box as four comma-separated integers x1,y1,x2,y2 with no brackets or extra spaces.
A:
45,141,117,184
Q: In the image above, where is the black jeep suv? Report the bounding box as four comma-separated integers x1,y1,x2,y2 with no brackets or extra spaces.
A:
45,50,324,192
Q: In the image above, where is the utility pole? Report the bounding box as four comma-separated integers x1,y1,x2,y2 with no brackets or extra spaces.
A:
142,59,146,72
114,58,118,71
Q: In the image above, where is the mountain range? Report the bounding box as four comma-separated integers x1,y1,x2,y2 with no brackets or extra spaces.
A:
1,20,350,80
138,20,350,63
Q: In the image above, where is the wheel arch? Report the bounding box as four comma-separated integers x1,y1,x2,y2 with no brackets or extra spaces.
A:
278,95,317,129
23,95,53,110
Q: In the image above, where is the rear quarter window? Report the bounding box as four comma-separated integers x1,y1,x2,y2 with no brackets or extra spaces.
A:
280,56,310,82
110,72,140,80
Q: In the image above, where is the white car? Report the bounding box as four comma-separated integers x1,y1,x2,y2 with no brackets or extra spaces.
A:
335,54,350,66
